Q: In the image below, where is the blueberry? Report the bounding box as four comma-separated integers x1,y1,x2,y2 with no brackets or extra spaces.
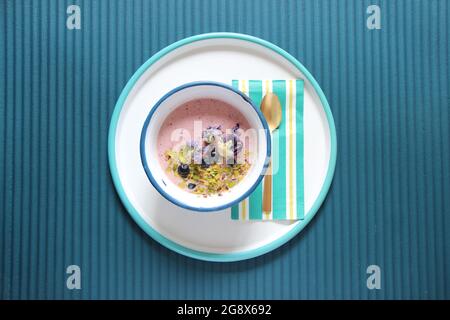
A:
177,164,190,178
202,145,217,165
201,159,210,168
188,183,196,190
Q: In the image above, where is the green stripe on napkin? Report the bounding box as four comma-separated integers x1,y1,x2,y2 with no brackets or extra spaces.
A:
295,80,304,220
247,80,264,219
272,80,287,219
231,80,304,220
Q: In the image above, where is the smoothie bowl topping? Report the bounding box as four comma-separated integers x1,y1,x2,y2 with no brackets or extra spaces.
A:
163,124,250,197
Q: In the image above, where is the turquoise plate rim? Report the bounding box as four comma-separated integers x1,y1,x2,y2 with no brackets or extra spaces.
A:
108,32,337,262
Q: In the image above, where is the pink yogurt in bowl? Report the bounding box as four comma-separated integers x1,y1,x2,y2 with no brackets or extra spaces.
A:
140,81,271,212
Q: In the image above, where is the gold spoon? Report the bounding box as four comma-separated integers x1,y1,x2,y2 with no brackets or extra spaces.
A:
260,93,282,215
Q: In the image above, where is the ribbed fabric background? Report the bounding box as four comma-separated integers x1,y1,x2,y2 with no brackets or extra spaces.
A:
0,0,449,299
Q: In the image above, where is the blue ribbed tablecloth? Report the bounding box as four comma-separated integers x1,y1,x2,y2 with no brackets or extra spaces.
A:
1,0,449,299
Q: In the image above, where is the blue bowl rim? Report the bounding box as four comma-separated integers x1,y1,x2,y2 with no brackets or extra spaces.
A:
139,81,272,212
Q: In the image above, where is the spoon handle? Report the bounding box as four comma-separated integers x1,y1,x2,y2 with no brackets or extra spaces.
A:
262,160,272,214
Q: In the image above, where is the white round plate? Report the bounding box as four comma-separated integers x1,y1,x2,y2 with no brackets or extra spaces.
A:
108,33,337,262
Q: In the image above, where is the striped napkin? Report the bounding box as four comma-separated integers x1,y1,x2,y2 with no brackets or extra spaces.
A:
231,80,304,220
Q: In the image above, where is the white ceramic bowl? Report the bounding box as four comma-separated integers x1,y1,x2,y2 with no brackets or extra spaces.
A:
140,81,271,212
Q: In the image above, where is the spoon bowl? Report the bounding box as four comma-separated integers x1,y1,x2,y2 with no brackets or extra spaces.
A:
261,93,282,131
